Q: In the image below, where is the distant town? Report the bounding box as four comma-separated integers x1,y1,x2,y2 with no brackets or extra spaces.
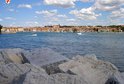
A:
1,25,124,33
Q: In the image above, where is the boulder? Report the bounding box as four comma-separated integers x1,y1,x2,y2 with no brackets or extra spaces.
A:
42,61,66,75
59,55,123,84
0,48,69,75
105,72,124,84
49,73,87,84
0,63,47,84
15,72,88,84
0,48,29,64
0,48,124,84
0,63,88,84
23,48,69,66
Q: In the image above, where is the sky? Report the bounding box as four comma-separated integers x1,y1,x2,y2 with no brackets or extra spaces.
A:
0,0,124,27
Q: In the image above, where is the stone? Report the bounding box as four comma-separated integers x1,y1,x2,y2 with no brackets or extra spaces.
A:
59,55,123,84
23,48,69,66
0,63,47,84
0,63,87,84
0,48,68,75
121,72,124,77
49,73,87,84
105,72,124,84
16,72,87,84
0,48,28,64
42,61,65,75
0,48,124,84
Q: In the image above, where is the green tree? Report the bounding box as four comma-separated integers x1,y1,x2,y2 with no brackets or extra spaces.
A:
96,25,102,27
120,26,124,32
73,28,78,33
0,24,3,34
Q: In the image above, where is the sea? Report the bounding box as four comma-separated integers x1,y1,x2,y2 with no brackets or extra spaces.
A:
0,32,124,72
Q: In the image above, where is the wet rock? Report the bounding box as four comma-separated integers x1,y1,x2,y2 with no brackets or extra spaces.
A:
59,55,123,84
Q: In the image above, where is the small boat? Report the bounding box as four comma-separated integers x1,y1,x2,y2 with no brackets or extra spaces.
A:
31,34,37,37
77,32,82,35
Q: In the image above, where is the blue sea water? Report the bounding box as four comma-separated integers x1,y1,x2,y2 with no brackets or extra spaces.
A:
0,32,124,71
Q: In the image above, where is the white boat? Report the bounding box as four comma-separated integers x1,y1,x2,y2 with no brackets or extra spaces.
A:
31,34,37,36
77,32,82,35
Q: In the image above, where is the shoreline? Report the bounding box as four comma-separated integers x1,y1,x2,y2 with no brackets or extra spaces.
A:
1,31,124,35
1,25,124,33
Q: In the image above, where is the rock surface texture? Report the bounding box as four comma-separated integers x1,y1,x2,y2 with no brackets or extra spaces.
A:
23,48,69,66
59,55,124,84
0,48,124,84
0,48,27,64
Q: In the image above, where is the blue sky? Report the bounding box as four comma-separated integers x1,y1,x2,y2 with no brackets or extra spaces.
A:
0,0,124,27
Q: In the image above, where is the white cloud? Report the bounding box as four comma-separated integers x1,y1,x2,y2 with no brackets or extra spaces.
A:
18,4,32,9
9,22,16,27
79,0,94,2
26,21,39,24
110,8,124,19
35,11,42,14
8,9,15,12
9,22,21,27
66,18,76,22
94,0,124,11
26,21,39,27
0,18,3,21
43,0,95,8
44,0,76,8
57,14,67,18
35,10,57,16
51,17,60,22
5,17,16,20
70,7,101,20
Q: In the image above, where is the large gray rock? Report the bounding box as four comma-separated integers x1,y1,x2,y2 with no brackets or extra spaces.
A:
105,72,124,84
49,73,87,84
0,48,69,75
23,48,69,66
122,73,124,79
0,63,47,84
0,62,88,84
0,48,68,67
0,48,29,64
16,72,88,84
59,55,124,84
0,48,124,84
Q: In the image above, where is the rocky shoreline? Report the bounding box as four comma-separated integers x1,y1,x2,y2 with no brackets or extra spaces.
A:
0,48,124,84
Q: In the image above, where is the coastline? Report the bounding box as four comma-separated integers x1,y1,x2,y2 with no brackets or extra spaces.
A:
0,48,124,84
1,25,124,34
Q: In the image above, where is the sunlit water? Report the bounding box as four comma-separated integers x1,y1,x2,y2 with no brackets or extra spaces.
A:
0,32,124,72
